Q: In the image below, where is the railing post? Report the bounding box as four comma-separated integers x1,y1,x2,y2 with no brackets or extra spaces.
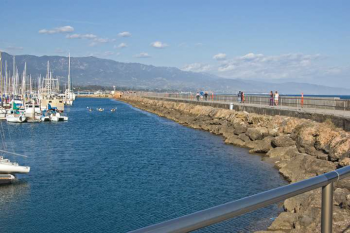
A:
321,182,333,233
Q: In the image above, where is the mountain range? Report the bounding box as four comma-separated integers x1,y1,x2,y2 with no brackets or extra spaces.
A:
1,52,349,95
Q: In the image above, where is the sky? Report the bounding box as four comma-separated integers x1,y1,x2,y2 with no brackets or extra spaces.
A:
0,0,349,88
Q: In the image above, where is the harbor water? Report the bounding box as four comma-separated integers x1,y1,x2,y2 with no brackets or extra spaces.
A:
0,98,287,232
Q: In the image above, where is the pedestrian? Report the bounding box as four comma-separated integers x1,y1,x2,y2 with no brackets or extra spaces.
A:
238,91,242,103
241,91,245,103
204,92,208,101
269,91,274,106
196,92,200,101
274,91,279,106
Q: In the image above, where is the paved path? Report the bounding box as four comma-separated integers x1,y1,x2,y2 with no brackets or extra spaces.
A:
144,96,350,119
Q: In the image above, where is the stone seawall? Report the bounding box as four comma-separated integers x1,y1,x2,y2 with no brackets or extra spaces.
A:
146,97,350,131
119,96,350,233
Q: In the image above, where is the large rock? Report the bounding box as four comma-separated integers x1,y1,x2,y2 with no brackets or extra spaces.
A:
224,135,245,147
282,118,303,134
329,138,350,161
266,146,299,160
246,127,268,141
238,133,251,143
249,137,273,153
334,188,350,209
233,122,247,135
272,136,295,147
314,126,341,153
279,154,336,182
268,212,297,230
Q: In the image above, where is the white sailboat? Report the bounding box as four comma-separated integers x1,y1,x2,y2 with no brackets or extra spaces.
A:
0,156,30,174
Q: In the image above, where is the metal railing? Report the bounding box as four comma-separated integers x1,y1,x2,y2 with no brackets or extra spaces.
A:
127,92,350,111
129,166,350,233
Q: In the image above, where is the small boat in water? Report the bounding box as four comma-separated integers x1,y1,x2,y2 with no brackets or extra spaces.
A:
111,108,116,112
0,156,30,174
50,111,68,122
0,174,15,185
97,108,104,112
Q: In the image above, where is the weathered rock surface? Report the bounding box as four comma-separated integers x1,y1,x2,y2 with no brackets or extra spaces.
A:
119,96,350,233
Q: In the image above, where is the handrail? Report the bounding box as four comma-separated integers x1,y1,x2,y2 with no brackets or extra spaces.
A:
129,92,350,111
129,166,350,233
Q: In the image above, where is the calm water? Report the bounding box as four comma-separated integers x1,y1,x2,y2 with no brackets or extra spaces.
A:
0,98,287,232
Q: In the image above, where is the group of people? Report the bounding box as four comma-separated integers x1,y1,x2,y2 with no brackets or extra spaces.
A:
269,91,279,106
237,91,244,103
196,92,210,101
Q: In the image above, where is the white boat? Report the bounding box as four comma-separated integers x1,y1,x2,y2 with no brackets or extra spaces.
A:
0,174,15,185
6,111,27,123
49,111,68,122
0,156,30,174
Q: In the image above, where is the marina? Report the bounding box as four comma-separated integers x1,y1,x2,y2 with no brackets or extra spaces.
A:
0,51,74,124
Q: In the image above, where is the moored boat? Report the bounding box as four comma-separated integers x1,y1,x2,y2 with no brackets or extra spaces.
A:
0,156,30,174
6,110,27,123
0,174,15,185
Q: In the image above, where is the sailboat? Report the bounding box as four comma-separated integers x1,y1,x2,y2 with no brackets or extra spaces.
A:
0,142,30,185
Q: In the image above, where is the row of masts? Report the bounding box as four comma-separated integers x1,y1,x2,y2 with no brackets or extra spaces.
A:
0,52,73,102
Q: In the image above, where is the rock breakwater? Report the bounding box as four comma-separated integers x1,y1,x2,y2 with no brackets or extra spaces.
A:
120,96,350,233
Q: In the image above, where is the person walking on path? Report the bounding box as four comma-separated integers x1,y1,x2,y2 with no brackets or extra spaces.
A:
269,91,274,106
238,91,242,103
196,92,200,101
274,91,279,106
204,92,208,101
241,91,245,103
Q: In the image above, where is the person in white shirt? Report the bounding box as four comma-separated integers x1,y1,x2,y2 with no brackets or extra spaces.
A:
274,91,279,106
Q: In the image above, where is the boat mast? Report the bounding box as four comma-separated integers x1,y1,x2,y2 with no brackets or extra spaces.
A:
29,74,32,97
12,56,15,96
5,60,8,96
68,53,71,91
22,62,26,99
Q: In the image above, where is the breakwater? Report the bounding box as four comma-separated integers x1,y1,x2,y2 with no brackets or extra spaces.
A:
144,96,350,131
119,95,350,233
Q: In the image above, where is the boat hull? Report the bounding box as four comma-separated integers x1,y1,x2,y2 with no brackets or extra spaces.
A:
6,115,27,123
0,164,30,174
0,174,15,185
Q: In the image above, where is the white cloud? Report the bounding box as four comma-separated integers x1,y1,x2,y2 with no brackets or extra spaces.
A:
182,63,211,72
66,33,115,46
39,26,74,34
213,53,227,61
66,34,97,39
151,41,168,49
115,43,127,49
118,32,131,37
215,53,325,81
134,52,151,58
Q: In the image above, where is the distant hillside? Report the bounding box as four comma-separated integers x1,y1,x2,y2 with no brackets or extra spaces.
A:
1,52,349,95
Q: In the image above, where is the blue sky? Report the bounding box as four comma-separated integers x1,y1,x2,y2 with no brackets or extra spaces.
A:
1,0,349,88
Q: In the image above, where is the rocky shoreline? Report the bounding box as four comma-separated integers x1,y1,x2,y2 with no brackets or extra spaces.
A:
119,96,350,233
